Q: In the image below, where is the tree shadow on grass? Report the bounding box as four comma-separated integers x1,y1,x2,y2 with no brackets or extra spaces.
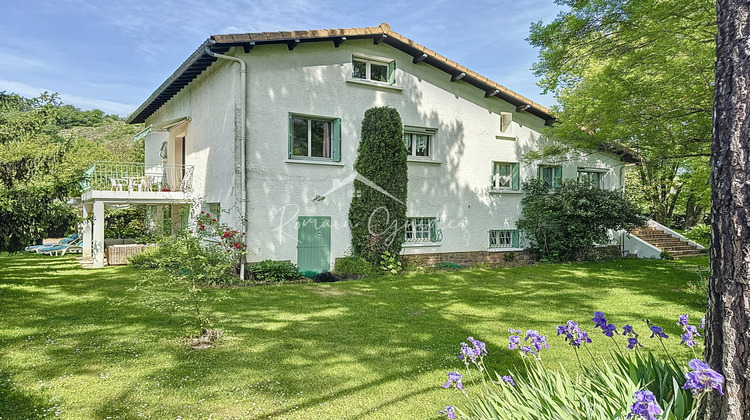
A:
0,368,58,418
0,253,708,418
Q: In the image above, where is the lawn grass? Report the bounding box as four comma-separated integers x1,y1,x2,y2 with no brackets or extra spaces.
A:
0,253,708,419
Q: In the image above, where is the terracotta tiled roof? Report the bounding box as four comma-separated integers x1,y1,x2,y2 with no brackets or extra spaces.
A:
127,23,554,124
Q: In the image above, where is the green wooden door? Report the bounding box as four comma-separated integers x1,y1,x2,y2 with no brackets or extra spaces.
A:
297,216,331,273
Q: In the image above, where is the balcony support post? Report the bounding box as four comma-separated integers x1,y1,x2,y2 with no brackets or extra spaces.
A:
82,203,93,258
92,201,105,268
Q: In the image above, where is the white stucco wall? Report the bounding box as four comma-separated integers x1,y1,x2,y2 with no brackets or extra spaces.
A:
144,59,239,225
147,39,626,269
236,40,626,265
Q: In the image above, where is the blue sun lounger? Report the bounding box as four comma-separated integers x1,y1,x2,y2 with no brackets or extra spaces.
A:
39,239,83,256
25,234,79,252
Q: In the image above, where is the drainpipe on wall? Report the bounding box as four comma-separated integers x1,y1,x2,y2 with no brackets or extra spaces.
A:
205,45,249,280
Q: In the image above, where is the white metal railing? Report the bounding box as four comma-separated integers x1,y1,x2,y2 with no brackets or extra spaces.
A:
81,161,194,193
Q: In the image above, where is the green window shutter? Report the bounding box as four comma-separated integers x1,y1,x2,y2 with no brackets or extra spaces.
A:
512,230,520,248
332,118,342,162
287,113,293,159
429,219,436,242
388,61,396,84
537,165,541,180
512,163,520,191
554,166,563,188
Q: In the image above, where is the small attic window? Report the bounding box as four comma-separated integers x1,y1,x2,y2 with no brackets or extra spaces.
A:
352,55,396,84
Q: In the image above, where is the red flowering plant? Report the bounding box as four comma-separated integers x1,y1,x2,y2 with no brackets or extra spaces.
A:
194,211,248,259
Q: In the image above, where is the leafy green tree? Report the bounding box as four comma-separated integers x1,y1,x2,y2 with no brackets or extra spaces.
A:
348,107,408,264
0,92,118,251
528,0,715,225
517,179,645,262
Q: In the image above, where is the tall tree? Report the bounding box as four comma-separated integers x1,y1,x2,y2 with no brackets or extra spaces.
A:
0,92,117,251
528,0,715,225
348,107,408,264
703,1,750,417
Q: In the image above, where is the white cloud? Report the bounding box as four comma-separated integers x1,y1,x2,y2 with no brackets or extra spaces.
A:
0,79,137,116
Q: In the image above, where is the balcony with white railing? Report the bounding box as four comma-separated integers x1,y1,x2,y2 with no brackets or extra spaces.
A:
80,161,195,202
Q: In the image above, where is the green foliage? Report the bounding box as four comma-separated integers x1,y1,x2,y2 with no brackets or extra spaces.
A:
528,0,714,225
465,351,696,420
0,91,123,251
661,250,675,261
684,223,710,248
503,252,516,263
333,255,379,278
466,359,640,419
130,209,247,286
517,178,646,261
128,234,237,286
348,106,408,264
379,251,402,274
249,260,304,283
105,206,147,239
612,351,695,419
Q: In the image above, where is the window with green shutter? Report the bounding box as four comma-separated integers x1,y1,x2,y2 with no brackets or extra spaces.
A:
538,165,563,189
288,113,341,162
492,162,520,190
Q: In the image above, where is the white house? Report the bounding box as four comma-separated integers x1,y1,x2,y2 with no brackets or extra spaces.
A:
80,23,634,270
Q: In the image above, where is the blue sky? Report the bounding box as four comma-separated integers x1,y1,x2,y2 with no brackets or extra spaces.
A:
0,0,562,117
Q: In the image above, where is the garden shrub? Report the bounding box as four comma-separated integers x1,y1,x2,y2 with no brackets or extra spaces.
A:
517,178,646,262
348,106,408,265
333,255,379,278
129,209,246,286
249,260,304,283
379,251,402,274
684,223,710,247
503,252,516,263
313,272,343,283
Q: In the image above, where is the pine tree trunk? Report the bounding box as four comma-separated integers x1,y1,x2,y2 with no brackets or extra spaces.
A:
703,1,750,418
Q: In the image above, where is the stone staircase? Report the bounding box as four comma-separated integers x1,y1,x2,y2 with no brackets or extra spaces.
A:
629,227,705,259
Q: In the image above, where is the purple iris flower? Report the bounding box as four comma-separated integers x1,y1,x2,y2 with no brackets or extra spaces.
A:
508,335,521,350
468,337,487,357
558,320,591,348
508,328,522,334
622,324,634,335
649,325,669,339
443,371,463,390
680,325,701,347
602,323,618,337
682,359,725,396
627,337,643,349
699,317,705,329
592,311,608,328
677,314,689,327
521,346,536,356
524,330,549,352
458,342,476,365
501,375,515,386
627,390,663,420
439,405,457,419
